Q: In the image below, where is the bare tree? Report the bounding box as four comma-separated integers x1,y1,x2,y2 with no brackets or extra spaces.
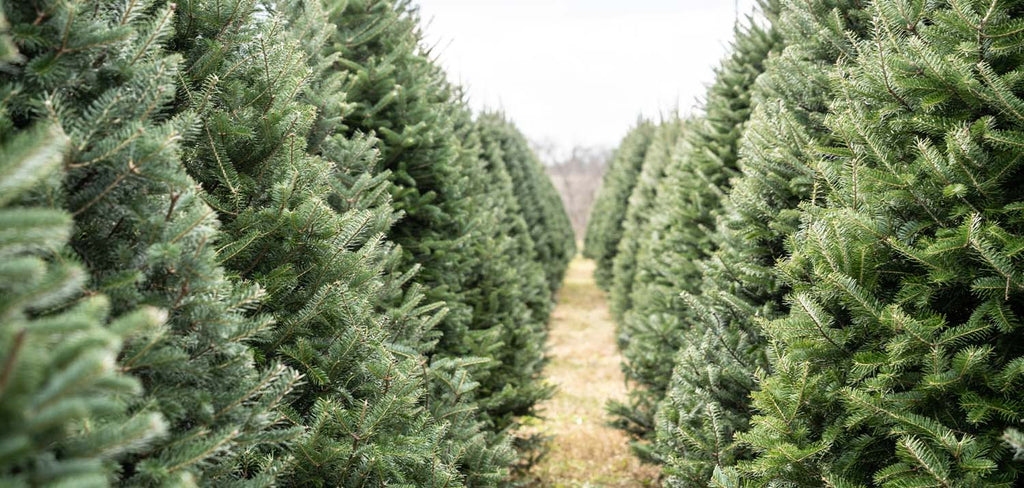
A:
535,141,611,240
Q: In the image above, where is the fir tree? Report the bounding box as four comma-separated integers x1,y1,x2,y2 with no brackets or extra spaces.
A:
583,121,655,291
166,0,461,484
472,112,556,466
610,9,777,460
0,121,166,487
316,0,568,474
605,117,684,446
609,118,683,325
2,1,301,483
320,0,479,354
740,1,1024,485
654,1,869,485
491,118,576,293
290,2,512,484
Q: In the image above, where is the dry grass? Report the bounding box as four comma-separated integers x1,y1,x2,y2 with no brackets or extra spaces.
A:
520,257,660,487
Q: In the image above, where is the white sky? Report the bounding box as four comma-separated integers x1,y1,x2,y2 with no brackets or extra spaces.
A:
416,0,758,151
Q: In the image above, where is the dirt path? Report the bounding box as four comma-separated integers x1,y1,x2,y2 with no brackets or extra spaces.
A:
525,257,659,487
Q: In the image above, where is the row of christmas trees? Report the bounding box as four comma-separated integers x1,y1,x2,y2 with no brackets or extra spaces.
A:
0,0,575,485
586,0,1024,485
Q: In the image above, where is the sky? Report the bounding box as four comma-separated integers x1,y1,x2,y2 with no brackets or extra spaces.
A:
416,0,759,152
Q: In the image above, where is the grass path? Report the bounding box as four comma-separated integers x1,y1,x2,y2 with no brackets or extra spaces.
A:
524,257,659,487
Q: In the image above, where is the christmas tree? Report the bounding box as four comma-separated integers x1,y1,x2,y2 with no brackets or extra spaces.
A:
0,120,166,487
655,1,870,485
740,0,1024,485
609,117,683,325
166,0,462,484
2,1,301,483
584,121,655,291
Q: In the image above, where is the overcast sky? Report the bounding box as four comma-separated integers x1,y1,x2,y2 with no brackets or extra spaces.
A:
416,0,758,151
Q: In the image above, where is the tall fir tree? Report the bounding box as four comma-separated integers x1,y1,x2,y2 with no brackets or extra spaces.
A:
610,11,778,454
605,117,684,447
316,0,569,473
0,120,167,487
166,0,463,484
739,1,1024,485
290,2,512,484
654,1,869,485
320,0,479,355
471,112,553,419
491,118,576,293
2,1,301,484
583,121,655,291
609,118,683,325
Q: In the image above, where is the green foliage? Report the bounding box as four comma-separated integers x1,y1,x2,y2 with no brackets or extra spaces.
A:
321,0,479,351
584,121,655,290
293,2,513,484
738,0,1024,485
316,1,569,476
606,116,685,443
1,0,573,486
610,13,778,455
2,0,302,483
609,118,683,325
166,0,464,484
0,123,166,487
492,117,576,292
470,111,555,469
472,112,553,422
655,1,869,485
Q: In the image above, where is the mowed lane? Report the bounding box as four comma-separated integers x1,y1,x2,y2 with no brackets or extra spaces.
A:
525,257,659,487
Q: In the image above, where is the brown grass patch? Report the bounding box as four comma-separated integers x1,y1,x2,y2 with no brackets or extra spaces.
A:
519,257,660,487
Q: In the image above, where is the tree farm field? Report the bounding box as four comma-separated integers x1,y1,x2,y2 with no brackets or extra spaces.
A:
521,257,659,487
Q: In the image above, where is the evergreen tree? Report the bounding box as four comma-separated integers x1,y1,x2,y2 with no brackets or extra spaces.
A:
491,118,576,292
609,118,683,324
320,0,479,356
610,10,770,460
0,122,166,487
166,0,461,484
473,112,557,423
316,0,569,474
610,12,777,453
654,1,869,485
2,1,301,483
740,1,1024,485
466,111,554,470
316,0,505,478
583,121,655,291
291,2,511,484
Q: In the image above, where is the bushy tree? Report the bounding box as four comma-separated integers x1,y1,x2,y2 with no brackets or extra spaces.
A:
739,1,1024,485
605,117,684,445
0,120,167,487
166,0,463,484
583,121,655,290
611,13,778,454
320,0,479,353
609,118,683,324
491,117,576,292
469,111,555,467
654,1,869,485
472,112,553,422
291,2,513,484
2,1,302,484
316,1,569,475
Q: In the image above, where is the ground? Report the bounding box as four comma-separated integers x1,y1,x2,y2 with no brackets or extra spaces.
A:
521,257,660,487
